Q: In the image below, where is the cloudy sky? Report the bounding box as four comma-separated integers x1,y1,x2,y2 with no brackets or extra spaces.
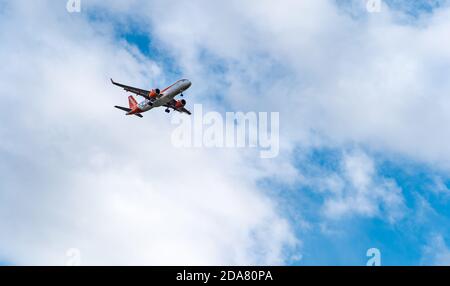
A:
1,0,450,265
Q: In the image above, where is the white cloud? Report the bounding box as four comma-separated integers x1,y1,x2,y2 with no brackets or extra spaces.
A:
430,176,450,197
321,151,406,223
2,0,450,265
97,0,450,168
422,234,450,265
93,0,450,226
0,1,297,265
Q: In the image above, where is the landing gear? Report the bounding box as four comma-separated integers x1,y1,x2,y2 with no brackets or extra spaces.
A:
165,108,170,113
180,93,184,97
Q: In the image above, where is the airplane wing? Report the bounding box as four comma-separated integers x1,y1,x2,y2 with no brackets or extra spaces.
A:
178,107,192,115
111,79,152,100
165,100,192,115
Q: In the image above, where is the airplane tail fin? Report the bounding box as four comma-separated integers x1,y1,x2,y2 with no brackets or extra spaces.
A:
128,96,138,109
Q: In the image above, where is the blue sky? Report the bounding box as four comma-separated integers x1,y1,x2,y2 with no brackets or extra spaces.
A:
1,0,450,265
109,1,450,265
292,148,450,265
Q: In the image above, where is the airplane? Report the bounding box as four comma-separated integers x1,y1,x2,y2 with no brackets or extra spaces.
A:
111,78,192,117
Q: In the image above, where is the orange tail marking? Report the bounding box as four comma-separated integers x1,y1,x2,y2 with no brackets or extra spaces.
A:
128,96,138,109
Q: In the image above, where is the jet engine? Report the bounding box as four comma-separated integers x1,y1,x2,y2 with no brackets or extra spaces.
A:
149,88,160,98
175,99,187,109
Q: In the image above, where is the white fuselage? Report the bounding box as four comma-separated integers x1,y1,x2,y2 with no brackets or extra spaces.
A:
137,79,192,112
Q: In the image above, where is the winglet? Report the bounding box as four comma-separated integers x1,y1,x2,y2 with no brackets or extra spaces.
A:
110,78,115,84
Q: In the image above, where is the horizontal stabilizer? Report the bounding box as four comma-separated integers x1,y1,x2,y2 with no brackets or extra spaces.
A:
114,106,131,112
114,106,143,118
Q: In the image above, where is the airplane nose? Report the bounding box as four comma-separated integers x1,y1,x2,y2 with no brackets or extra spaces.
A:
186,80,192,88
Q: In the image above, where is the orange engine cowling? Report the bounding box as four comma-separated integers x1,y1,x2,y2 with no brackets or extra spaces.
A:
149,88,160,98
175,99,186,109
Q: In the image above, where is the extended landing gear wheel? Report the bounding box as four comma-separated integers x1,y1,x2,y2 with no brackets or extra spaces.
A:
180,93,184,97
165,108,170,113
